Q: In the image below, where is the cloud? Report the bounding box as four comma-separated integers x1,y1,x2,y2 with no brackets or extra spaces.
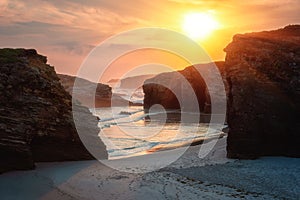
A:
0,0,151,74
51,42,96,56
1,0,145,31
166,0,300,30
0,0,299,75
0,0,147,54
0,0,8,12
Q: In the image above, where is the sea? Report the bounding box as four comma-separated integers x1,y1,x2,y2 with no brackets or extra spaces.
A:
91,87,226,160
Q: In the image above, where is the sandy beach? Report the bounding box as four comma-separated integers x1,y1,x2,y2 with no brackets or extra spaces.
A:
1,137,299,200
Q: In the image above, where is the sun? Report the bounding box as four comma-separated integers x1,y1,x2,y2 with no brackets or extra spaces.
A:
182,12,219,40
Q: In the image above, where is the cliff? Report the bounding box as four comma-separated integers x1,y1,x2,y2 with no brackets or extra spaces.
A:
57,74,113,107
224,25,300,158
0,49,107,173
143,62,226,114
120,74,155,89
58,74,112,98
58,74,140,107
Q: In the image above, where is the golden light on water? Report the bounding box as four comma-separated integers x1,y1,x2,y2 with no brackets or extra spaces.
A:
182,12,219,40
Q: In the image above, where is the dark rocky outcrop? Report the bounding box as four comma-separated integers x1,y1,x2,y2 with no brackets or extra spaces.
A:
143,62,226,114
58,74,141,107
58,74,112,98
0,48,107,173
58,74,113,107
225,25,300,159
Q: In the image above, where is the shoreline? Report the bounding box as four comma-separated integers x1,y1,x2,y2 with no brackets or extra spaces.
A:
0,137,299,199
94,105,227,160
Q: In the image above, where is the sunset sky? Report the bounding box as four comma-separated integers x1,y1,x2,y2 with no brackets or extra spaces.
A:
1,0,299,81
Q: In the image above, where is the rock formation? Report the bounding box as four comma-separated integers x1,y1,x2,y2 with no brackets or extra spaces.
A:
225,25,300,158
58,74,113,107
0,49,107,173
58,74,140,107
119,74,155,89
143,62,226,114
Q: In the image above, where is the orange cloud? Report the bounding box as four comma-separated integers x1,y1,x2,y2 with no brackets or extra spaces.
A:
0,0,299,80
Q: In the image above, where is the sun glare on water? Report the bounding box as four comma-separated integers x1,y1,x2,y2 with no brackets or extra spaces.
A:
182,12,219,40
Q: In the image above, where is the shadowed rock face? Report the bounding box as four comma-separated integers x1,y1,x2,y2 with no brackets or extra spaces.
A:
58,74,141,107
224,25,300,159
58,74,112,98
57,74,113,107
143,62,226,114
0,49,107,173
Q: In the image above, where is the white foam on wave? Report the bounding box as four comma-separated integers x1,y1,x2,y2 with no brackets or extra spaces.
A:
113,87,144,104
92,106,225,160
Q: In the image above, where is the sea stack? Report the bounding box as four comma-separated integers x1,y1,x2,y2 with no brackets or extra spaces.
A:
143,62,226,114
224,25,300,158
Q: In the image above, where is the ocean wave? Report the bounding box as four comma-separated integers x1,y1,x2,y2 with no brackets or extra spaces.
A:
92,106,226,160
